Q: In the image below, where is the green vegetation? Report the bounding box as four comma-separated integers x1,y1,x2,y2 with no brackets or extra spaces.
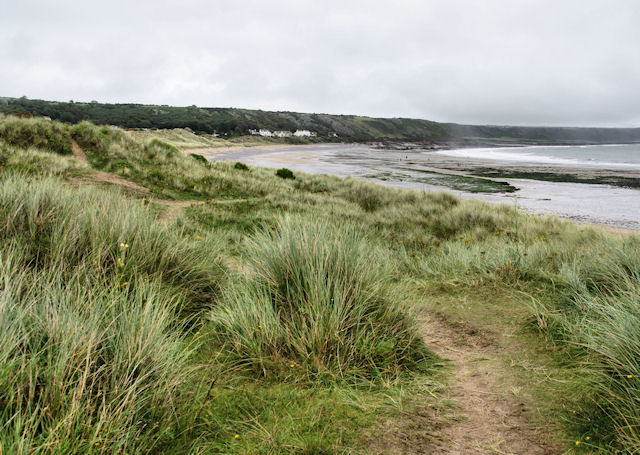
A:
1,114,640,453
234,161,249,171
466,167,640,189
211,217,432,379
4,97,640,144
365,168,517,193
275,167,295,179
0,97,450,141
0,114,72,155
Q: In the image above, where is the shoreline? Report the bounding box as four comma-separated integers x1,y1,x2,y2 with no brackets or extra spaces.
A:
193,142,640,232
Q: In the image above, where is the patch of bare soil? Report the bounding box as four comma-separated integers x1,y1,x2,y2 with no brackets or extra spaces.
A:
421,315,559,455
70,138,87,162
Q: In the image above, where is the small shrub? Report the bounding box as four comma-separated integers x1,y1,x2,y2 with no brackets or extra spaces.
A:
147,169,167,183
109,159,131,172
190,153,209,164
276,168,295,180
234,161,249,171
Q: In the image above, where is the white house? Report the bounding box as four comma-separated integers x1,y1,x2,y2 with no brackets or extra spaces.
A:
273,130,293,137
294,129,316,137
258,129,273,137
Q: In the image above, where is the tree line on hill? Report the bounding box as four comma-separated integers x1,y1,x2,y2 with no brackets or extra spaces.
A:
1,96,639,144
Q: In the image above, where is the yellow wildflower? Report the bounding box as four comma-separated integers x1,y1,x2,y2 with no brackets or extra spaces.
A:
627,374,633,379
234,434,240,439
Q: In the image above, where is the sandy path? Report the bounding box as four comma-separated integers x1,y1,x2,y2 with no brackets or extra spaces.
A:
421,316,559,454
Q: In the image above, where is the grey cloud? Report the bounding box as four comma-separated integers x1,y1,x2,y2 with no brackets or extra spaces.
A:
1,0,639,126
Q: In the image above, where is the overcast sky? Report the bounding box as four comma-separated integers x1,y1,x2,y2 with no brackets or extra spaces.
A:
1,0,639,127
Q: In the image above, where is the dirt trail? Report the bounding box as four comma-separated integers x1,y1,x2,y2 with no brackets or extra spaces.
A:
71,139,151,194
70,139,256,224
421,316,558,455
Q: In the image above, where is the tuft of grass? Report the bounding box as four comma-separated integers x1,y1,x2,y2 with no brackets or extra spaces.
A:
210,216,434,379
0,253,192,453
0,174,225,312
0,114,72,155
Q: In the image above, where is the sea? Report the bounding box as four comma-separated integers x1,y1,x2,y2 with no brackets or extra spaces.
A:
434,143,640,169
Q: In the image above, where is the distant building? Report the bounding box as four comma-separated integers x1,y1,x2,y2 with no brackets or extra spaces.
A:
294,129,316,137
329,132,338,138
42,116,52,121
273,130,293,137
249,129,259,135
258,129,273,137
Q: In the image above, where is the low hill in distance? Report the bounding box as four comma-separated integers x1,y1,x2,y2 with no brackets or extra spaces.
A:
3,96,640,145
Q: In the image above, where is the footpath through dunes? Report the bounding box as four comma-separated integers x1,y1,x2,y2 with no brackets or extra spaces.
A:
420,315,560,455
70,138,151,194
69,137,562,453
70,138,257,224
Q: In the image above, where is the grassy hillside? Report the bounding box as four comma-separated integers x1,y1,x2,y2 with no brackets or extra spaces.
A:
0,97,450,142
3,96,640,144
1,114,640,453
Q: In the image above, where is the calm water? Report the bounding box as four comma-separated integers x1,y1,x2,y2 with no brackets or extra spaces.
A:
435,143,640,169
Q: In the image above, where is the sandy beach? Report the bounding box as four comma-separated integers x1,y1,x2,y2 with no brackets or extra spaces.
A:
198,143,640,231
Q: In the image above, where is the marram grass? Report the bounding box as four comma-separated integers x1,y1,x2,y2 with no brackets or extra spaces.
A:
210,216,434,379
1,114,640,452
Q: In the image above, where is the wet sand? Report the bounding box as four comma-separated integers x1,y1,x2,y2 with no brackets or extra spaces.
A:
199,143,640,231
